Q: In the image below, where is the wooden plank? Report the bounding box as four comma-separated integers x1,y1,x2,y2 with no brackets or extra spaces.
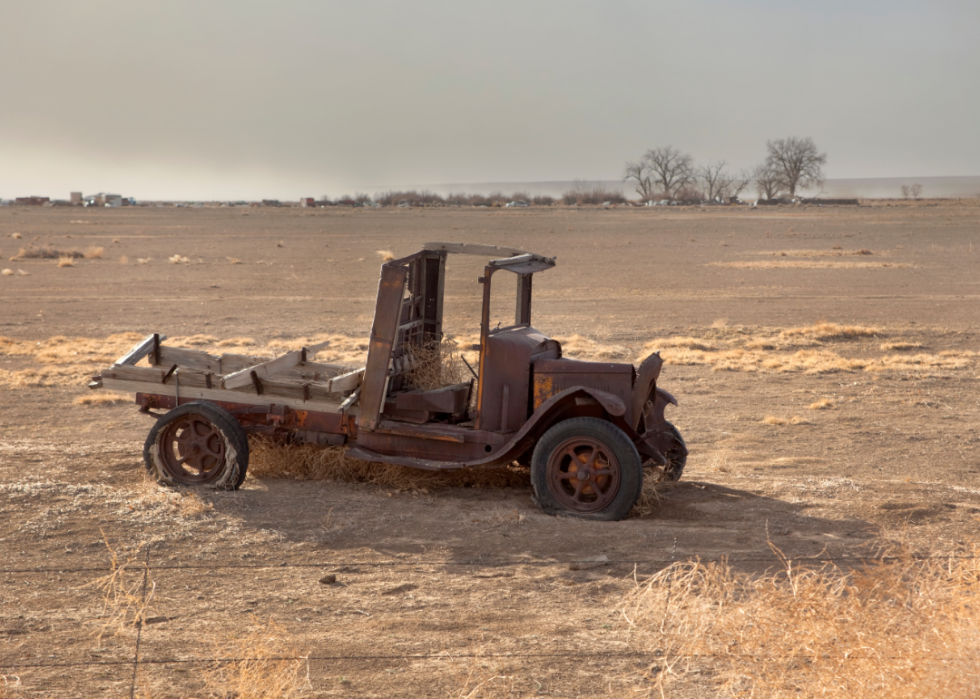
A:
100,377,353,414
423,242,529,258
358,263,408,431
281,361,360,383
116,334,166,366
222,350,304,389
323,368,364,393
218,353,266,375
103,365,166,383
155,346,221,373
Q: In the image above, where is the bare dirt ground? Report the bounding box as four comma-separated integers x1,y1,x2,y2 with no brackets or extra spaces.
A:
1,202,979,697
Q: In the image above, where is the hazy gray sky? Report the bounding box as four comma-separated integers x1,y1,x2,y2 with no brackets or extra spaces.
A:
2,0,977,199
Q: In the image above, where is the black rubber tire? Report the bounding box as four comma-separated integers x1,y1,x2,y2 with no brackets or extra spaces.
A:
143,402,249,490
662,423,687,482
531,417,643,521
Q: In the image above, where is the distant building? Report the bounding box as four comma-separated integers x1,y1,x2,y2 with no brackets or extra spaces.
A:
15,196,50,206
262,199,282,207
70,191,83,204
301,197,315,207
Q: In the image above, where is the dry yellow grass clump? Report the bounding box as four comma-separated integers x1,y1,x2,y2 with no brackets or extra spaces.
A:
168,254,190,264
227,257,242,264
0,268,11,276
57,256,76,268
808,398,834,410
778,321,880,340
83,246,103,259
559,334,630,361
376,249,396,262
0,332,146,388
881,341,924,351
11,232,22,239
216,337,256,348
201,620,310,699
119,255,128,264
622,546,980,698
762,415,809,425
73,392,130,406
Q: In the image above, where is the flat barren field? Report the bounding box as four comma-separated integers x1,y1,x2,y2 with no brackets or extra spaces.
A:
2,202,979,697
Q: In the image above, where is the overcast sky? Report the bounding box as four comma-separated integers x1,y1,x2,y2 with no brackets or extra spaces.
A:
1,0,977,200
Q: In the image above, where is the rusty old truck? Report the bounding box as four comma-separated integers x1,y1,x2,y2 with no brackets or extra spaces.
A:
92,242,686,520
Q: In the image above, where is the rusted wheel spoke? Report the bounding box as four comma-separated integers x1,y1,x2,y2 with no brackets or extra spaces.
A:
546,433,622,514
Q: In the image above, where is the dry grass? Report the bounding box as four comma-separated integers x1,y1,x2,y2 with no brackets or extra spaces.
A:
9,245,83,261
17,270,28,276
404,338,471,390
137,257,151,264
808,398,834,410
559,334,630,361
202,619,310,699
168,254,190,264
621,545,980,698
57,256,76,268
762,415,809,426
73,392,130,406
1,269,11,276
247,439,530,492
376,249,396,262
119,256,128,264
755,248,875,257
778,321,881,340
881,341,924,351
227,257,242,264
710,260,913,269
216,337,256,348
82,533,154,645
83,246,103,259
11,232,22,239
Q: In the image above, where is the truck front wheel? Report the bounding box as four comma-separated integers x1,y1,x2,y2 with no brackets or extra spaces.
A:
531,417,642,521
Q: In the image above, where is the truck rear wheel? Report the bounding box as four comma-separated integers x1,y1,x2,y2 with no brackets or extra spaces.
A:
144,402,249,489
531,417,642,521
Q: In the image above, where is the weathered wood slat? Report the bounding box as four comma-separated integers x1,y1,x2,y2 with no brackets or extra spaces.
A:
218,353,266,375
116,334,167,366
103,365,166,383
155,346,221,373
100,377,353,414
222,350,304,389
322,368,364,393
281,361,359,382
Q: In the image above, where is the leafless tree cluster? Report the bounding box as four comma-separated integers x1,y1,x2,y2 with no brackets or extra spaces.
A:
901,183,923,200
624,136,826,203
561,180,627,205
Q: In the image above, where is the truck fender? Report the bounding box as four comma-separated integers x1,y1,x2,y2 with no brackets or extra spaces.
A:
643,387,677,433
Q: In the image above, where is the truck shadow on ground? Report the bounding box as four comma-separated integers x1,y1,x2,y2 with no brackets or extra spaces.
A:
201,477,880,577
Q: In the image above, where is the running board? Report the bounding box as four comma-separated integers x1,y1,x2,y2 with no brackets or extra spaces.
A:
345,446,467,471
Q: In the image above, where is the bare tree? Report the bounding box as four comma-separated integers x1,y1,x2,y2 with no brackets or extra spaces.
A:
727,169,752,200
644,146,694,199
901,185,911,199
623,161,654,201
765,137,826,197
699,161,728,201
909,183,922,200
753,164,783,200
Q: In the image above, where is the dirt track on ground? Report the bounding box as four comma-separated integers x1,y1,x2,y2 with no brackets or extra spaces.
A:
1,202,979,697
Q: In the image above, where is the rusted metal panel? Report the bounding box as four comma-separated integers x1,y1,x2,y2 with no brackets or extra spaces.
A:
476,327,553,433
631,351,663,431
533,358,634,423
358,263,408,431
394,382,470,414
